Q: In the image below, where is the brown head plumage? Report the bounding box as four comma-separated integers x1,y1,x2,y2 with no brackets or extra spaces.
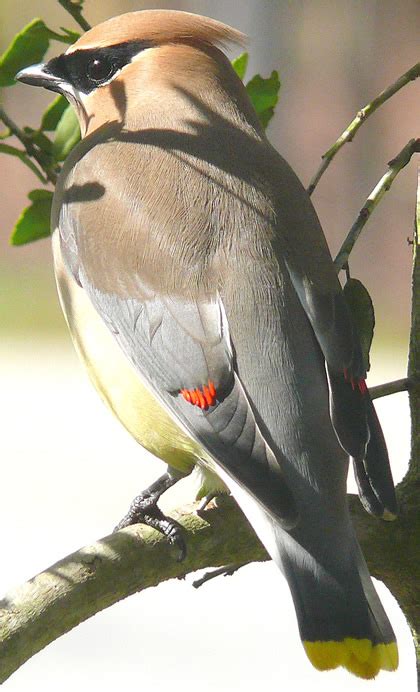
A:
16,10,249,136
66,9,246,53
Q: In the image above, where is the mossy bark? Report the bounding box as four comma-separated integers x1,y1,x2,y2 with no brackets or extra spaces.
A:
0,501,267,684
350,491,419,677
0,490,418,685
402,169,420,681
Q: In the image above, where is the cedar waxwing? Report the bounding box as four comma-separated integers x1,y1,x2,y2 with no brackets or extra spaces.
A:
16,9,399,678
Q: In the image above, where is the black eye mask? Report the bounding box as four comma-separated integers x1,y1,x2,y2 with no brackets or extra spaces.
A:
45,41,152,94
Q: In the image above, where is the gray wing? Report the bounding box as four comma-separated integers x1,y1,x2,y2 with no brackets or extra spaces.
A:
285,254,370,460
266,152,368,458
56,167,297,528
82,274,297,528
267,149,364,379
271,153,396,515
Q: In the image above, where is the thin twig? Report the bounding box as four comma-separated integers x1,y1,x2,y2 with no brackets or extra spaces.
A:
307,62,420,196
58,0,91,32
192,562,248,588
0,108,49,183
0,107,57,184
369,377,412,400
344,262,351,282
334,138,420,271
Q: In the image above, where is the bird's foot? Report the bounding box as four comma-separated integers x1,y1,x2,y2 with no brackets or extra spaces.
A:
114,496,186,561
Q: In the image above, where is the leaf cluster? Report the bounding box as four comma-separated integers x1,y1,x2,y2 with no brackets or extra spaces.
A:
0,16,81,243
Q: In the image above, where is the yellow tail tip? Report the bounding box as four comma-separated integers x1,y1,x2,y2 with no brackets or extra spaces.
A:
303,640,398,678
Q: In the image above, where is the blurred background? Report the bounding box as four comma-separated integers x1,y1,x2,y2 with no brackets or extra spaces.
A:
0,1,418,690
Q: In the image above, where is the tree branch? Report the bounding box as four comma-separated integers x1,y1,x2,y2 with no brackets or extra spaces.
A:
58,0,91,32
369,377,413,400
192,562,247,588
307,62,420,195
0,500,266,684
397,167,420,682
1,487,418,685
406,168,420,482
334,139,420,271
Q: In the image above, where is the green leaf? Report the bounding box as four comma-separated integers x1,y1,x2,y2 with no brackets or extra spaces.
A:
52,105,80,161
246,71,281,112
0,143,45,181
10,189,53,246
27,189,52,202
23,127,53,155
257,107,276,130
246,70,281,129
232,52,249,81
0,19,51,87
41,95,69,131
58,27,80,43
43,27,80,45
0,18,79,87
343,278,375,372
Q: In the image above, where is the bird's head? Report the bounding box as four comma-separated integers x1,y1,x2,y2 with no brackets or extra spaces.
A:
16,10,247,137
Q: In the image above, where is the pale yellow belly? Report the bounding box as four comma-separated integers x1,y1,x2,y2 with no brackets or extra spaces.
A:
52,232,205,476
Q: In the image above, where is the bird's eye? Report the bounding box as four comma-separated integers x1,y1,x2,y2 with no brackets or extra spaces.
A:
86,58,115,84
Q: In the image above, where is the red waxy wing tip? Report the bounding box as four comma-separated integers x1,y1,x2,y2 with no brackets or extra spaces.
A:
180,380,217,409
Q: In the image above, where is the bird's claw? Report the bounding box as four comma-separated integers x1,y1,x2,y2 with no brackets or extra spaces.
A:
166,524,187,562
113,494,187,561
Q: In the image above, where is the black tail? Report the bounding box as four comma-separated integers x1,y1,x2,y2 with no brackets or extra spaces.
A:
280,525,398,678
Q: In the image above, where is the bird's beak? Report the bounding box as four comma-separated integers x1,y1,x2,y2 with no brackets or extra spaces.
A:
16,63,65,94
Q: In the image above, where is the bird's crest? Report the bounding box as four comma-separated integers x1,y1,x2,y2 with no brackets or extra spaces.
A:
67,10,246,53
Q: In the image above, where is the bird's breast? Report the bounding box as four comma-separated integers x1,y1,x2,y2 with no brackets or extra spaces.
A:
51,231,202,474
